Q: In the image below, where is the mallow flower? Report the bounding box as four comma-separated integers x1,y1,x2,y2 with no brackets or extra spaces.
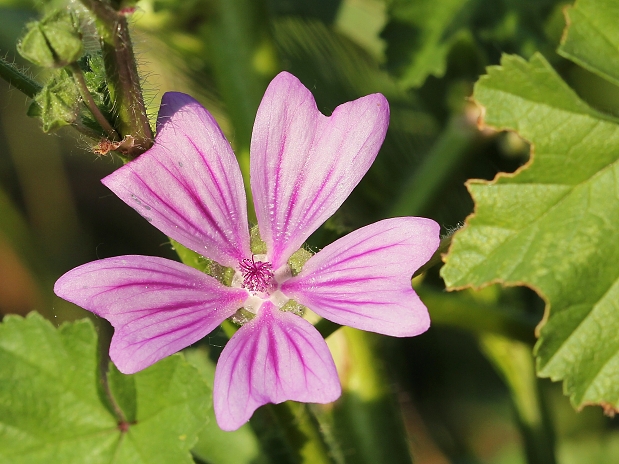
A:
54,71,440,431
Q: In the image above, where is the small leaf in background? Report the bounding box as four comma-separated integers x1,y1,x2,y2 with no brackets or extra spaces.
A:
17,10,83,68
381,0,558,89
381,0,471,88
558,0,619,87
441,50,619,412
0,313,209,464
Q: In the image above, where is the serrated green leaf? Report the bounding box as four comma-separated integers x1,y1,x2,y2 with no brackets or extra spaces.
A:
559,0,619,87
0,313,209,463
441,52,619,412
110,355,208,464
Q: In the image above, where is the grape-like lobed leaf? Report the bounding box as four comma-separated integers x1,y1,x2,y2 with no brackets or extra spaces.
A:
441,50,619,412
0,313,209,463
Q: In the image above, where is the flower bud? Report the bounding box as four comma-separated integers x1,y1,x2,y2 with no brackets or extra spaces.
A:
27,70,80,132
18,10,83,68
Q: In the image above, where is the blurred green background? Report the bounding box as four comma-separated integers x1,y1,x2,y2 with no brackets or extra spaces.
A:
1,0,619,462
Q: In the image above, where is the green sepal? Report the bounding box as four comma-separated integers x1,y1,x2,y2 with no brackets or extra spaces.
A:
18,10,83,68
32,69,80,132
249,224,267,254
170,239,235,286
31,69,80,132
26,100,41,118
288,247,312,276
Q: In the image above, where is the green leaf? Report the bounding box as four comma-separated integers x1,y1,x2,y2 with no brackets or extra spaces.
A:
559,0,619,87
441,53,619,412
109,357,208,464
0,313,209,463
382,0,472,88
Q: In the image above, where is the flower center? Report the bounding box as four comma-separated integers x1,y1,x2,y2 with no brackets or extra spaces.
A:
239,256,275,293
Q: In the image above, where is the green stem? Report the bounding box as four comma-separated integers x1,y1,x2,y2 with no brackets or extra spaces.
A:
479,334,556,464
250,402,335,464
205,0,279,221
418,287,537,344
100,356,128,426
78,0,153,157
328,328,412,464
316,286,537,343
70,63,119,140
389,115,479,217
0,56,42,98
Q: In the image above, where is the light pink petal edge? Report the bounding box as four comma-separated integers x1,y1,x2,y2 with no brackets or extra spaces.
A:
250,72,390,269
213,301,341,431
54,255,248,374
103,92,250,268
281,217,440,337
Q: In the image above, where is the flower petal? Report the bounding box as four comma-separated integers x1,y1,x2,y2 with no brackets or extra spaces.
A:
213,301,341,431
250,72,389,269
54,255,248,374
281,218,440,337
103,92,250,268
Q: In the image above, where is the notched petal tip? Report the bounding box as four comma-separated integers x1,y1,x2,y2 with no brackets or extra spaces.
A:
251,73,393,269
282,217,440,338
53,255,248,374
101,90,251,268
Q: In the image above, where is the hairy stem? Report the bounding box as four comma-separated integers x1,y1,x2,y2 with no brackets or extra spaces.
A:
389,114,479,218
0,56,42,98
78,0,153,158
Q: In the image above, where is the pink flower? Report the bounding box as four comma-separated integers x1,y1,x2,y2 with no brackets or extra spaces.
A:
54,72,440,431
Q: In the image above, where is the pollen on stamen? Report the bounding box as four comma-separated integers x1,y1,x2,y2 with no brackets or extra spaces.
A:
239,256,274,293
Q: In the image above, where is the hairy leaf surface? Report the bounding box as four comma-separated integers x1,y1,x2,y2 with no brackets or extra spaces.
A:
0,313,208,464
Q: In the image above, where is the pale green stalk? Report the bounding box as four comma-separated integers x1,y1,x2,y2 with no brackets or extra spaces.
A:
480,334,556,464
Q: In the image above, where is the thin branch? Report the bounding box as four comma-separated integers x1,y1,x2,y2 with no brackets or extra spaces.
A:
70,63,119,140
0,56,42,98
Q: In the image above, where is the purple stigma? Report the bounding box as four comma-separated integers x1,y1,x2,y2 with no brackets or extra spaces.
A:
239,256,274,293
